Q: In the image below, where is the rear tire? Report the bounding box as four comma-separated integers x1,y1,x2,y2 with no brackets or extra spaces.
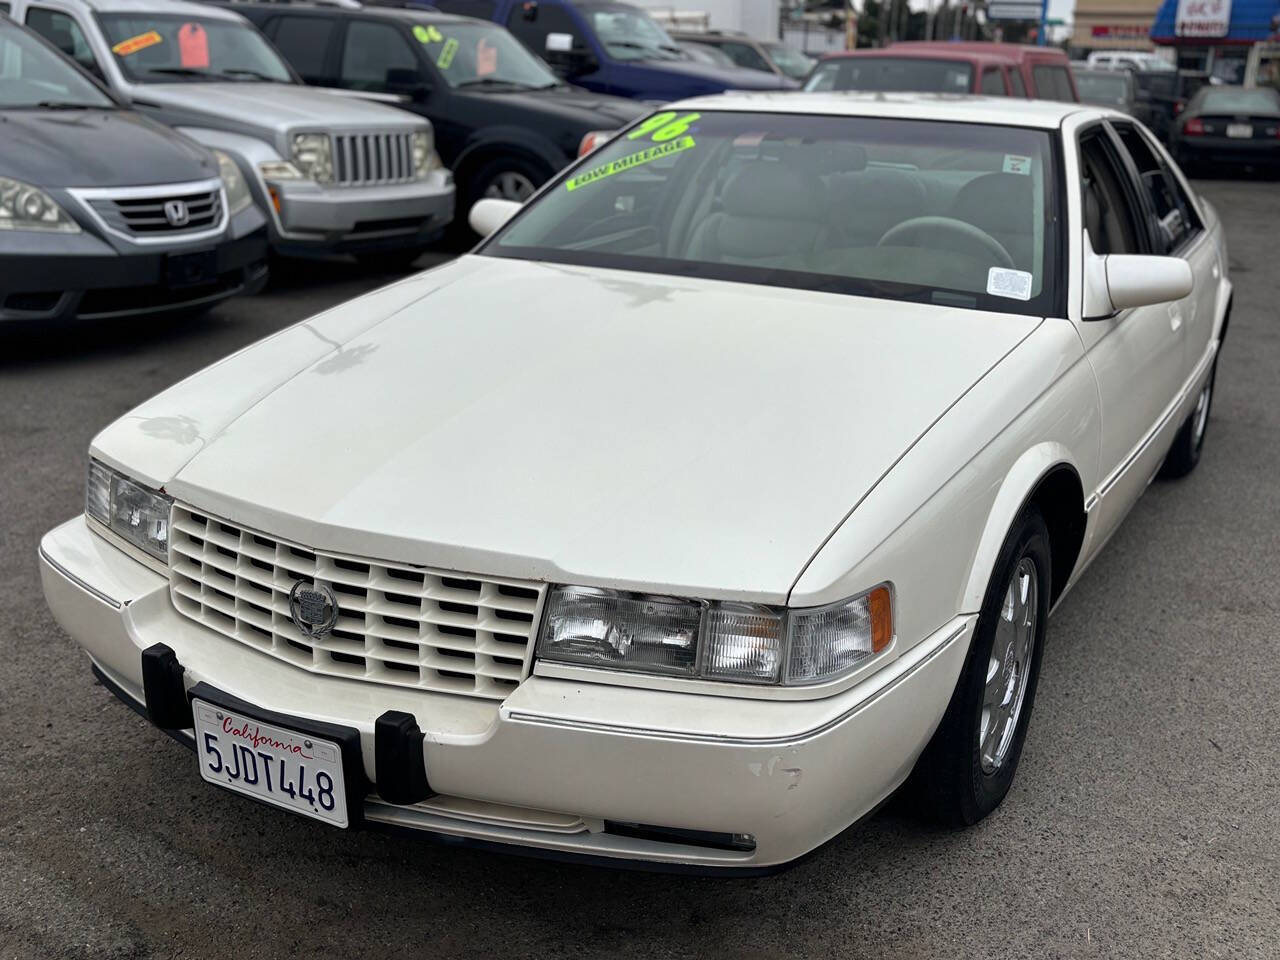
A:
1159,356,1217,479
907,508,1051,827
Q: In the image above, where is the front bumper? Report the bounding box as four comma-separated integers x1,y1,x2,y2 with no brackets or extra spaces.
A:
0,212,268,325
39,515,970,871
268,171,455,256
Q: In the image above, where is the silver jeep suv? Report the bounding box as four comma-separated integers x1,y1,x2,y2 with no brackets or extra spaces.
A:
14,0,455,259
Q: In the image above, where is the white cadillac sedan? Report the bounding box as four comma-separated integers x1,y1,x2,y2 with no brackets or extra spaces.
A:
40,94,1230,873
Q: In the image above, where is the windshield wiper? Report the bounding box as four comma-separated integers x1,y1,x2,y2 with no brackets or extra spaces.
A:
141,67,215,80
33,101,100,109
455,77,537,90
219,68,284,82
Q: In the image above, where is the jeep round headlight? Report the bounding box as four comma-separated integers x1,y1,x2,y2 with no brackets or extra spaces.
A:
0,176,79,233
86,459,173,563
212,150,252,215
290,132,333,184
412,130,440,179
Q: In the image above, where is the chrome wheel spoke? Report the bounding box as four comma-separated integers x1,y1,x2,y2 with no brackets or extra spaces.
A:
978,556,1039,775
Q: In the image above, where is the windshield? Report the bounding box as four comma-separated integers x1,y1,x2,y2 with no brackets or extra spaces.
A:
484,111,1058,317
1197,87,1280,114
804,57,974,93
763,42,815,80
589,8,682,61
412,21,558,89
1074,72,1128,104
0,20,113,108
98,14,292,84
680,40,734,68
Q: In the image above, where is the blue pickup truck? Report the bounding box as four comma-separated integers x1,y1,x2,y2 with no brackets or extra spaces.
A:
427,0,797,100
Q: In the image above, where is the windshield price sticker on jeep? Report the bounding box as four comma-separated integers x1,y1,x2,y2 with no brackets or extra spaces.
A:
566,136,696,192
111,30,163,56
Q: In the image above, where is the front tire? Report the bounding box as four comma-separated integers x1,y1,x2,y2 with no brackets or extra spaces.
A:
456,155,551,238
907,508,1051,826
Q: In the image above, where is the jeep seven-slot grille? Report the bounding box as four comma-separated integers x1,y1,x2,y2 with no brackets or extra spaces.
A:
333,132,416,186
88,189,222,236
168,507,544,700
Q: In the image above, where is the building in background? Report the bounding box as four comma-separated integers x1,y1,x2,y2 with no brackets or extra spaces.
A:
1149,0,1280,74
1071,0,1164,50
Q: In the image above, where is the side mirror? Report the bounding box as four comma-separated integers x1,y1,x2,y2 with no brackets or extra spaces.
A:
385,67,430,100
544,32,598,77
469,197,521,238
1083,231,1193,317
546,32,574,52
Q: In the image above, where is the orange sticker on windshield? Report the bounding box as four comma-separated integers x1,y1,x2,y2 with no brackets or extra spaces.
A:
178,23,209,68
111,30,163,57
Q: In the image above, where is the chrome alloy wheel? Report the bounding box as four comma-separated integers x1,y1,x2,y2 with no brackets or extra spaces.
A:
978,557,1038,774
483,171,537,202
1191,378,1213,449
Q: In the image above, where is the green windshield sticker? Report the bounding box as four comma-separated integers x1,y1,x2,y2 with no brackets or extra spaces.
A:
413,24,445,44
625,111,701,143
436,36,459,69
565,136,696,192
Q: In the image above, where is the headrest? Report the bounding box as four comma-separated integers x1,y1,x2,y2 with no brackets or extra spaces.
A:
721,162,824,221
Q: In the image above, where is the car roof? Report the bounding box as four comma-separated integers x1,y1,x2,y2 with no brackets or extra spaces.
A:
663,91,1096,129
229,1,479,24
824,41,1066,65
72,0,247,19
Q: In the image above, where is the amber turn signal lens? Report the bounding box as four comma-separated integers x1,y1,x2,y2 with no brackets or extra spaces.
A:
868,585,893,653
267,184,282,214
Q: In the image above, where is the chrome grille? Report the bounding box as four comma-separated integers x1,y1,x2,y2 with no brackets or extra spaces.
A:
88,189,222,237
168,506,545,700
333,132,416,186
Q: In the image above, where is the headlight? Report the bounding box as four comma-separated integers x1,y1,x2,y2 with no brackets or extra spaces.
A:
212,150,252,216
258,160,303,181
86,459,173,564
290,132,333,184
537,583,892,685
412,130,441,179
0,176,80,233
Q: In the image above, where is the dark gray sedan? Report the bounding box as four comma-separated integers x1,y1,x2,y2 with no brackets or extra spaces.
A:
0,18,267,326
1171,85,1280,174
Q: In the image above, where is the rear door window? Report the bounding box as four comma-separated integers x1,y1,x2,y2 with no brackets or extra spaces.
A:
1032,64,1074,101
267,15,335,83
1008,67,1026,96
1110,121,1201,252
981,66,1005,95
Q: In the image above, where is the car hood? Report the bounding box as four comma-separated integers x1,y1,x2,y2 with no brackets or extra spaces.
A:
470,85,649,127
0,108,215,187
132,82,426,131
95,257,1039,601
625,59,797,91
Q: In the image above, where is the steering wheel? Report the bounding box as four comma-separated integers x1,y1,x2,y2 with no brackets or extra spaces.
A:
876,216,1016,270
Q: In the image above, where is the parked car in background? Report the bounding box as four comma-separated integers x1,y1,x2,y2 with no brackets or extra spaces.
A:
41,94,1228,872
805,42,1078,100
668,29,815,81
1171,85,1280,173
676,37,735,68
230,3,644,221
1,17,267,326
12,0,454,264
1072,65,1146,116
426,0,798,99
1086,49,1174,73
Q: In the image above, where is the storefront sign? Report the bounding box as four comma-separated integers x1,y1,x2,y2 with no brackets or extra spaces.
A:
1175,0,1231,37
1091,24,1151,38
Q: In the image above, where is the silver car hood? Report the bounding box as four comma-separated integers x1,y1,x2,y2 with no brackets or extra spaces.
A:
134,83,427,133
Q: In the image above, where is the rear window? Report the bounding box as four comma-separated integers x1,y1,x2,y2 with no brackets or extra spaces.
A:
804,57,973,93
1032,64,1074,102
1196,87,1280,114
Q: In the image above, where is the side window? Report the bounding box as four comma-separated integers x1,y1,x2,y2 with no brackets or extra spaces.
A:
268,15,335,83
1032,64,1074,101
1008,67,1026,97
1111,122,1201,252
25,7,100,76
339,20,419,91
0,3,11,14
981,66,1005,95
504,0,579,56
1079,132,1145,256
717,41,770,72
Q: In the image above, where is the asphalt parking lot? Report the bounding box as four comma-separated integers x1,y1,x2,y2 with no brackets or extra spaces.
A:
2,178,1278,960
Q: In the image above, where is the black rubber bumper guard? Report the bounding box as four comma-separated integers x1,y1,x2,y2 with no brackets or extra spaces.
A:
139,643,434,824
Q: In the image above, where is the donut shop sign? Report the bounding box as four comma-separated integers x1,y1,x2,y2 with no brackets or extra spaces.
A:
1176,0,1231,37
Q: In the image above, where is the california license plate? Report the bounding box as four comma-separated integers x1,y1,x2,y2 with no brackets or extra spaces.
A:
1227,123,1253,138
193,699,349,827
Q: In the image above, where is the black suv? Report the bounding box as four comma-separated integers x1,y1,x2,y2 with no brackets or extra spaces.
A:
229,3,645,223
